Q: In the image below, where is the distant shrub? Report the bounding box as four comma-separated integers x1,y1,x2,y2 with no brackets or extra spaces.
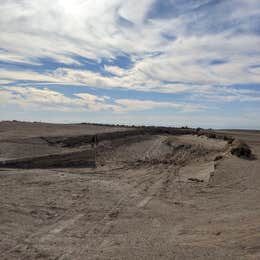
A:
230,139,252,159
208,133,216,138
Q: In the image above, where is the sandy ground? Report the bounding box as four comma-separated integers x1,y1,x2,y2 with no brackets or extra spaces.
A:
0,121,128,140
0,122,128,160
0,122,260,259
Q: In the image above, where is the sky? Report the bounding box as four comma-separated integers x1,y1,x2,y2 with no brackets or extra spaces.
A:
0,0,260,129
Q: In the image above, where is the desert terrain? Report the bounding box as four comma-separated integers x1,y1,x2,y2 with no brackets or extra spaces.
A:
0,121,260,259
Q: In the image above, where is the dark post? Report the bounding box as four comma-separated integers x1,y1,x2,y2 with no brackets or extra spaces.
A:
91,135,98,167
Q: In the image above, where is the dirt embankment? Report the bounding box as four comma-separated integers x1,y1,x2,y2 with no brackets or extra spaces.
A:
0,125,200,169
0,121,253,170
0,150,95,169
42,127,198,148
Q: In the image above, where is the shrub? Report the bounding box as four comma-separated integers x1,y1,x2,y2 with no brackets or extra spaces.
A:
230,139,252,159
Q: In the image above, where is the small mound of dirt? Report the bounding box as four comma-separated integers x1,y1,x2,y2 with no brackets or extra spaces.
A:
230,139,252,159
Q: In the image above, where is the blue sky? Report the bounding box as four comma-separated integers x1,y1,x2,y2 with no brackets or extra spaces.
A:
0,0,260,128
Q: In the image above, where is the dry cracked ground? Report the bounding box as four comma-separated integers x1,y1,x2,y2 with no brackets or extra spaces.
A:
0,122,260,259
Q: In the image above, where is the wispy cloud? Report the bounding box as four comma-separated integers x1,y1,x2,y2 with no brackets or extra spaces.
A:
0,86,202,113
0,0,260,127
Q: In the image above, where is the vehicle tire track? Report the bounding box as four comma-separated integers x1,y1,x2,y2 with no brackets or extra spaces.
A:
59,136,169,259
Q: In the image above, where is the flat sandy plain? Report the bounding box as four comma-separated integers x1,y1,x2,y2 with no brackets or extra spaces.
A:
0,121,260,259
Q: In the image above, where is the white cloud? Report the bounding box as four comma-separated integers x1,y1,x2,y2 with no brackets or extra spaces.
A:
0,79,12,85
1,0,259,78
104,65,126,76
0,86,201,113
114,99,202,113
1,1,260,90
0,0,260,127
1,63,260,103
118,0,154,24
0,0,159,63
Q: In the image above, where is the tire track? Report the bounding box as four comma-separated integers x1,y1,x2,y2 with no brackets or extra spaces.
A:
59,136,169,259
1,136,170,260
0,169,95,259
